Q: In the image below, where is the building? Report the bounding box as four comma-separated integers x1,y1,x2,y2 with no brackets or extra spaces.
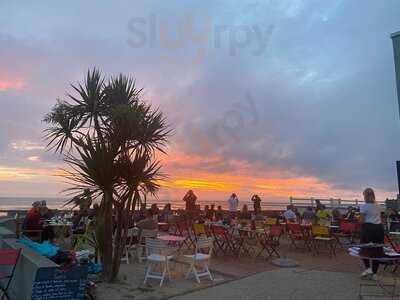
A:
392,31,400,112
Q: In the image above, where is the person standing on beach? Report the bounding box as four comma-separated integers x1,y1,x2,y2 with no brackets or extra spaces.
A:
251,194,262,214
228,193,239,218
183,190,197,212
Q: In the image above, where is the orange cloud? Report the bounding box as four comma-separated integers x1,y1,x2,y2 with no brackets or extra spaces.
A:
156,149,393,202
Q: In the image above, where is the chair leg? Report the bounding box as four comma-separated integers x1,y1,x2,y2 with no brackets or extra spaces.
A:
125,247,129,265
144,262,152,285
160,263,167,287
186,262,194,279
193,265,200,283
206,264,213,281
166,260,171,280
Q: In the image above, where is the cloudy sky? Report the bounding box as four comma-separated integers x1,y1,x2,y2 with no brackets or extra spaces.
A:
0,0,400,203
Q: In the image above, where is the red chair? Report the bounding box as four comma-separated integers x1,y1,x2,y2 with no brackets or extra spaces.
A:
0,248,21,300
174,221,195,249
335,221,357,245
257,225,283,259
287,223,311,250
385,234,400,253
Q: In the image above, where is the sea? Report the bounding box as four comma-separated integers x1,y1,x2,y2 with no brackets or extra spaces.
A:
0,197,288,212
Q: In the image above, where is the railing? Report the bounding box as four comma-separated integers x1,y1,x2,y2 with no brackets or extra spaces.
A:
289,197,386,209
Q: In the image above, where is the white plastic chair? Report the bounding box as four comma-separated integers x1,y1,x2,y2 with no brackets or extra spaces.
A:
137,229,158,263
184,237,214,283
143,238,177,287
121,227,139,264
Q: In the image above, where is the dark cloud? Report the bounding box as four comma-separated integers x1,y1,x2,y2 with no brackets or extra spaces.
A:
0,0,399,196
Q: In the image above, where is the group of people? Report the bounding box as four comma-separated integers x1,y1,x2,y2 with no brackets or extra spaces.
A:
23,200,55,241
282,203,358,225
21,186,389,281
183,190,263,216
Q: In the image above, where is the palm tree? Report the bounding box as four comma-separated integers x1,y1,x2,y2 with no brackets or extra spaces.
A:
44,69,170,282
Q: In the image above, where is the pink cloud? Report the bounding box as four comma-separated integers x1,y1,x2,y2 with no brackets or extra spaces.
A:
0,80,24,91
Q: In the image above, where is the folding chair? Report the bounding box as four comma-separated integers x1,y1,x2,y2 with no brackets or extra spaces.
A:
311,225,336,257
174,222,195,249
265,218,277,226
257,225,283,259
184,237,214,283
287,223,311,250
193,223,209,241
143,238,176,287
211,225,230,255
334,221,357,246
0,248,21,300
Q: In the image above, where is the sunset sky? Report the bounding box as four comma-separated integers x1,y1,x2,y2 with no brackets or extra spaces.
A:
1,1,400,204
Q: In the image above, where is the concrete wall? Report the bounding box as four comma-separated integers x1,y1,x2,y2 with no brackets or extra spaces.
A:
0,219,58,300
392,31,400,114
1,238,58,300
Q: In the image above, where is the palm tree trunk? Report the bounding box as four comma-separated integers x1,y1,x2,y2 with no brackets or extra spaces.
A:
97,190,114,282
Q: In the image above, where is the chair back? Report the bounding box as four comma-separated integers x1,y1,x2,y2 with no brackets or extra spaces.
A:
266,218,277,226
255,221,265,229
193,223,206,236
211,225,226,236
385,234,400,252
287,223,302,234
312,225,330,237
145,238,176,256
196,237,213,256
126,227,138,247
340,221,356,234
269,225,283,237
177,221,189,234
140,229,158,244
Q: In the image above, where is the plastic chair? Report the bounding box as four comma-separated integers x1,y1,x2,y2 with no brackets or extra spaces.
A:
0,248,21,300
184,237,214,283
143,238,176,287
121,227,139,264
137,229,158,263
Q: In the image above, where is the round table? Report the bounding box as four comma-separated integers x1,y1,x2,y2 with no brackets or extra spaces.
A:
158,234,186,242
349,249,400,298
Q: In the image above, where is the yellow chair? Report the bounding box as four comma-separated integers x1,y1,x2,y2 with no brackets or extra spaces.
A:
255,220,265,229
265,218,277,226
311,225,336,256
193,223,206,237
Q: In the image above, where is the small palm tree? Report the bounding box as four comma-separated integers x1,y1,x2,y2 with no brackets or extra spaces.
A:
44,69,170,282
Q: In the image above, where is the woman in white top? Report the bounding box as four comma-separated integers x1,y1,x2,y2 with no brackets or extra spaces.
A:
359,188,384,279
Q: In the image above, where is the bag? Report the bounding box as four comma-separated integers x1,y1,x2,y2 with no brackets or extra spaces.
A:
18,238,59,258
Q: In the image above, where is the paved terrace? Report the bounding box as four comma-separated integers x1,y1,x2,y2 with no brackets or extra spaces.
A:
94,239,400,299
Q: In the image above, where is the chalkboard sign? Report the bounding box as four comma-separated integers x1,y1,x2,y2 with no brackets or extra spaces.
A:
31,266,87,300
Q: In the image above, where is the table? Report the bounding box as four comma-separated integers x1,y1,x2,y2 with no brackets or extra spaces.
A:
158,222,169,231
157,234,187,242
349,247,400,298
